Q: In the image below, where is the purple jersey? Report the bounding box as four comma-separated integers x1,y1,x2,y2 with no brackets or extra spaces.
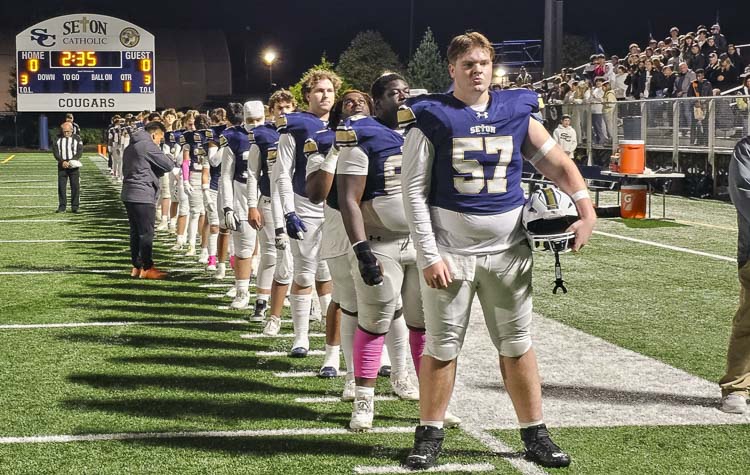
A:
250,122,280,198
277,111,332,198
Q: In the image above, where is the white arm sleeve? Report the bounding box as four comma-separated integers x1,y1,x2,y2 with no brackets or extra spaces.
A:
246,144,261,208
270,160,285,229
305,152,324,177
219,147,235,211
337,146,368,176
208,144,221,167
272,133,296,215
401,128,441,269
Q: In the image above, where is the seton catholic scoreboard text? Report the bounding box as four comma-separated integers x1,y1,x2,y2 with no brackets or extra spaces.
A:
16,14,155,112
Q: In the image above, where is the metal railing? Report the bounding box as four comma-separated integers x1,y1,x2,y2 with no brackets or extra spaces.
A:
546,95,750,194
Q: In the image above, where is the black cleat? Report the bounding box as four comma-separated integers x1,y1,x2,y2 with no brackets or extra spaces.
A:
521,424,571,468
378,365,391,378
403,425,444,470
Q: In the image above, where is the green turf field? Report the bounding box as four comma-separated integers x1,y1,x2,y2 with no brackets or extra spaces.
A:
0,153,748,474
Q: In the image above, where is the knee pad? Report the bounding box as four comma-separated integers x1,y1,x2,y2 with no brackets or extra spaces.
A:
294,271,315,288
423,331,463,362
358,314,392,335
315,260,331,282
178,202,190,217
493,327,533,358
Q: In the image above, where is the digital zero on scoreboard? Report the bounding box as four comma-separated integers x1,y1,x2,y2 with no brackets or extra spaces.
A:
16,14,155,112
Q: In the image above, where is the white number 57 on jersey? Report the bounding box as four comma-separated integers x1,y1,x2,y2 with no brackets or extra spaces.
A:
452,136,513,194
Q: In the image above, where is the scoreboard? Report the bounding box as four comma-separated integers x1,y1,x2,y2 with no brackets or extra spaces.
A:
16,14,155,112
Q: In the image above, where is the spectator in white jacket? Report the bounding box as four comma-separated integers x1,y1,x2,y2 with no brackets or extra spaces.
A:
591,77,609,144
553,115,578,159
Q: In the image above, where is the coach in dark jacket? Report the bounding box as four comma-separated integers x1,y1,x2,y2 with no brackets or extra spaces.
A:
121,121,175,279
52,122,83,213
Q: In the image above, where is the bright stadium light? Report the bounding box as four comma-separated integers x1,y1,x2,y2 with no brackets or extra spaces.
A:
262,49,277,86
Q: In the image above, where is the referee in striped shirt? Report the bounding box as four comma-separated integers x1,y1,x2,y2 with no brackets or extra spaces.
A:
52,122,83,213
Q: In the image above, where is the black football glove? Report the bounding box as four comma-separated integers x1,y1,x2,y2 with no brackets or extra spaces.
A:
353,241,383,286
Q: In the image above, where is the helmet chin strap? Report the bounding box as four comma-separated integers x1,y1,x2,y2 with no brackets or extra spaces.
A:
552,249,567,294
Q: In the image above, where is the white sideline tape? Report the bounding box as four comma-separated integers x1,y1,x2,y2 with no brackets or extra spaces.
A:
0,319,246,330
0,269,121,275
0,219,69,223
240,333,324,339
0,186,57,189
273,371,324,378
199,283,234,288
593,230,736,263
6,206,60,208
0,239,123,243
0,426,415,445
257,350,326,357
0,180,51,183
353,463,496,474
295,396,396,404
0,194,54,197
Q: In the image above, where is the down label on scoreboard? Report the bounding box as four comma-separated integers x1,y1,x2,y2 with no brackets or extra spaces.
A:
16,14,155,112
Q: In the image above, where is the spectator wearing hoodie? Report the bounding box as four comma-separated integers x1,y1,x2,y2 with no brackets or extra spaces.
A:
121,121,176,279
711,24,728,54
728,45,744,73
553,114,578,159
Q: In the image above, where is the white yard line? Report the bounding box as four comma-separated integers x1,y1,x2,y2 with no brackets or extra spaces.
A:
240,332,322,339
0,426,415,445
0,186,57,189
0,319,245,330
273,371,324,378
199,283,234,288
295,395,393,404
257,350,326,357
462,428,547,475
353,463,496,474
0,180,52,183
0,238,123,243
0,194,56,197
675,219,737,232
0,269,121,275
0,219,69,223
593,230,736,263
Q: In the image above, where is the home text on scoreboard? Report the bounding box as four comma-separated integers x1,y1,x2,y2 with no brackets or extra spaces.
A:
16,14,155,112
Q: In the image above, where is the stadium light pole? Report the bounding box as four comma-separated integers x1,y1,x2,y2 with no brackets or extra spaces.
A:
263,50,277,87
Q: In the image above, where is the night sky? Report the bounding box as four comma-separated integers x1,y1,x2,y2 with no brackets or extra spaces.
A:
2,0,747,94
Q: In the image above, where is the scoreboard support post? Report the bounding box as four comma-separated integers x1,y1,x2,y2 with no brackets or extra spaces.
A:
39,114,49,151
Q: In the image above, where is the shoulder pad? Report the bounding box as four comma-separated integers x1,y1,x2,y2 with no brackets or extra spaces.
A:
247,130,256,144
276,114,289,132
219,134,229,148
178,134,187,145
302,138,319,155
203,129,214,142
277,111,322,135
335,123,358,148
495,88,540,114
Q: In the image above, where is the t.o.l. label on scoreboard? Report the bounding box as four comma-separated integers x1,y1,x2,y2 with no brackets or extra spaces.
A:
16,14,155,112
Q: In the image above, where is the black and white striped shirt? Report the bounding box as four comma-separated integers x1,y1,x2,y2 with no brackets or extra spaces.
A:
56,136,79,161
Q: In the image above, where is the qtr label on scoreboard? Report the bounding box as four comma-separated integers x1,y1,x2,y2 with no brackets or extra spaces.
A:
16,14,155,112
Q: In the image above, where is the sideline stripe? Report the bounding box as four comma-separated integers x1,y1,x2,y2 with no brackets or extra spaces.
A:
0,319,246,330
0,238,123,243
240,332,323,340
353,463,496,474
199,283,233,288
594,230,736,263
273,371,329,378
0,180,52,183
295,396,395,404
1,155,16,164
0,194,55,197
675,219,737,232
0,186,57,189
0,270,121,275
0,219,69,223
257,350,326,357
0,426,414,445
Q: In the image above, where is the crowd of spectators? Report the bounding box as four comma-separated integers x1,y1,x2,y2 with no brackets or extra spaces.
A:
493,23,749,154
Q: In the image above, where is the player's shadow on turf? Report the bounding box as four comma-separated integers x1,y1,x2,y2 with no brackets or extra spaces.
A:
68,373,326,396
58,333,266,352
62,398,349,425
478,382,717,408
110,354,296,372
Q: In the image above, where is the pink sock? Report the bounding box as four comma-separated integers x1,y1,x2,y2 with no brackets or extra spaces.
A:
353,328,385,380
229,255,235,269
409,328,426,376
207,256,217,266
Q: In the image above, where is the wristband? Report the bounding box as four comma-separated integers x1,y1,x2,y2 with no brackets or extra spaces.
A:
201,184,209,190
570,189,590,202
529,137,556,165
320,151,338,174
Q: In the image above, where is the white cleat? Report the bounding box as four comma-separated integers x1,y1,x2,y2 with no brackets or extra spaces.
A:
168,224,177,234
262,315,282,336
444,411,462,428
155,220,169,232
198,248,209,264
214,264,227,280
341,374,356,402
184,245,197,257
206,263,217,272
170,242,184,251
720,393,748,414
349,395,374,431
224,286,237,298
230,290,250,310
390,373,419,401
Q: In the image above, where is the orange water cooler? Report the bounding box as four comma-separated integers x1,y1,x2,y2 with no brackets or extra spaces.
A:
621,184,647,219
618,140,645,174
